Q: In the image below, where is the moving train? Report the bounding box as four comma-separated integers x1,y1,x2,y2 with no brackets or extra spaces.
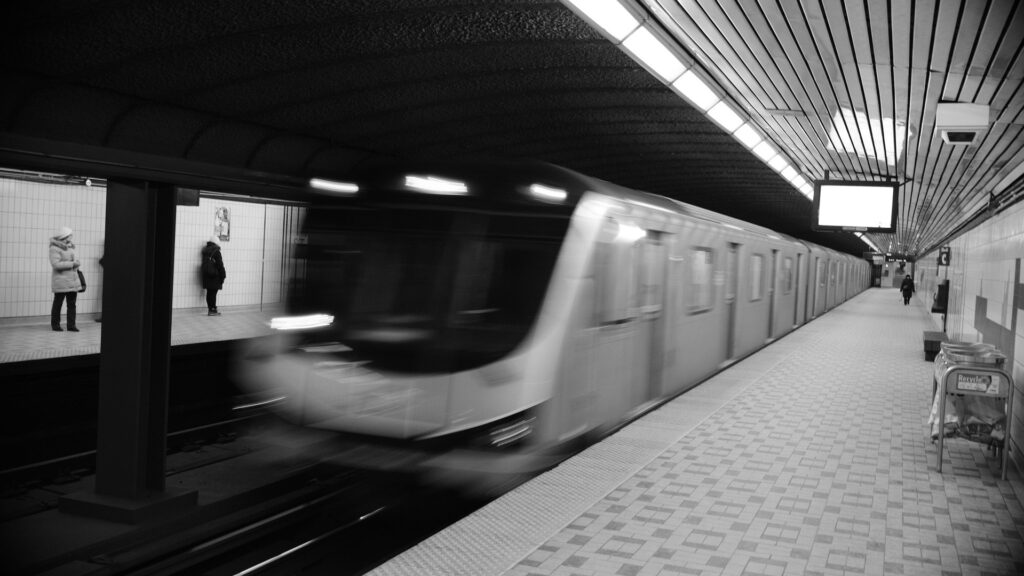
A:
238,160,869,489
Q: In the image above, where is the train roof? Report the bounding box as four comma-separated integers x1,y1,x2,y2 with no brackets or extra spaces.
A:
317,159,861,257
312,158,593,215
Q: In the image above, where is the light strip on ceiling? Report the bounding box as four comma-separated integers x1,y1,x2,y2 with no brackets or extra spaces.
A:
560,0,812,202
733,124,763,149
707,101,744,132
767,155,788,172
752,141,777,162
672,70,719,111
855,232,881,252
826,107,906,165
561,0,639,41
621,26,686,82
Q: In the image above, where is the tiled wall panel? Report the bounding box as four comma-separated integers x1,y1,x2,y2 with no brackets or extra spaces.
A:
0,175,292,318
0,179,106,318
173,199,283,310
917,201,1024,476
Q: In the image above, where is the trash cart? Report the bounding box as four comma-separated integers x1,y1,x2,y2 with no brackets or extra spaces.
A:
932,353,1013,479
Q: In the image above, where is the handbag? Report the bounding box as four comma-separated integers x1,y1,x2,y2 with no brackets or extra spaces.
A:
77,269,87,293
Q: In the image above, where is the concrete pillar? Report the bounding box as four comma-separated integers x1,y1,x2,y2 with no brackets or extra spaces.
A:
59,179,197,523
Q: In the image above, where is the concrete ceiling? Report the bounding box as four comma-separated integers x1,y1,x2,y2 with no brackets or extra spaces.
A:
2,1,1022,257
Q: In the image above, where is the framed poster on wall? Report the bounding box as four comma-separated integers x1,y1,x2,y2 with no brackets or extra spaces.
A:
215,207,230,241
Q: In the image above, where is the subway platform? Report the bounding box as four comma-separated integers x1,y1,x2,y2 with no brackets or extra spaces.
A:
369,287,1024,576
2,288,1023,575
0,305,279,364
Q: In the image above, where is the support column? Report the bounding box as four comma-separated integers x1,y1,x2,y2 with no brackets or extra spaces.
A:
60,179,197,523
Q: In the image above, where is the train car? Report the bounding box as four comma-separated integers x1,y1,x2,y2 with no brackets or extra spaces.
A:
238,160,869,490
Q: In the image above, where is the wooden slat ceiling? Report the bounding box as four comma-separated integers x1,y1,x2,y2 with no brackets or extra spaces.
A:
1,1,1022,257
641,0,1024,255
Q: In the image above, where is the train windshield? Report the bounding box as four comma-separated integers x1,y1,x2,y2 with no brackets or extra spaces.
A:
292,206,568,372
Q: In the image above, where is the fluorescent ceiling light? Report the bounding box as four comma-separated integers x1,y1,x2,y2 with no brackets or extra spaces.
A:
732,124,762,148
826,107,907,165
671,71,719,111
621,26,686,82
270,314,334,331
780,166,798,182
752,141,777,162
707,101,743,132
405,175,469,195
562,0,639,41
767,155,788,172
309,178,358,194
857,233,881,252
798,183,814,199
529,183,567,203
791,175,809,190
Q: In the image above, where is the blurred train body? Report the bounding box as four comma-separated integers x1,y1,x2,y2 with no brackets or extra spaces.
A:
239,161,869,488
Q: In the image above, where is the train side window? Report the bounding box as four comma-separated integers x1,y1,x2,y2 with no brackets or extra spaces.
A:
750,254,764,301
687,247,714,314
595,217,636,324
783,257,794,294
638,234,665,315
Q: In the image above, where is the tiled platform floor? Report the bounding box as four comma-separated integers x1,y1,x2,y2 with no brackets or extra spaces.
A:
0,306,280,363
370,288,1024,576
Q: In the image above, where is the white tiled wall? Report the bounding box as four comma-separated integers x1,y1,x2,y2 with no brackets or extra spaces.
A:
917,200,1024,476
0,178,106,318
173,199,289,310
0,174,295,319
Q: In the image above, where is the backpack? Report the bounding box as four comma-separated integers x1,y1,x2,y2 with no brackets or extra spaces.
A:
202,253,218,276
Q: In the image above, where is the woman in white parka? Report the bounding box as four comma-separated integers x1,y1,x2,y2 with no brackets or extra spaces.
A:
49,226,82,332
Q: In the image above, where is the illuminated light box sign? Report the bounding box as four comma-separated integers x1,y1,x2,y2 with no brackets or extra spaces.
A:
812,180,898,233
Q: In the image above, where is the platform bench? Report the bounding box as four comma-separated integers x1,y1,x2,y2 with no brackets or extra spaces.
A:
924,330,948,361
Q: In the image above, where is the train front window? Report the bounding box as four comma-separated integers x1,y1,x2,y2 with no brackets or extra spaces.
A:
296,207,565,372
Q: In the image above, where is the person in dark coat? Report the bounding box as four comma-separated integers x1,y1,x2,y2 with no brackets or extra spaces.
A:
201,236,226,316
49,226,82,331
900,274,915,305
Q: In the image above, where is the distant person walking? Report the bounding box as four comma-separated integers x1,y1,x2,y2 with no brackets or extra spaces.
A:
900,274,915,305
201,236,226,316
49,226,81,331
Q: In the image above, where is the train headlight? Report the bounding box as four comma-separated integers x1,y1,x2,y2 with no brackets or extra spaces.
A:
270,314,334,331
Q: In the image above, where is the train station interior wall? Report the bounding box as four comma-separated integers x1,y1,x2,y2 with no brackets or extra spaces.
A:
0,174,294,320
0,177,106,319
916,199,1024,474
173,198,288,311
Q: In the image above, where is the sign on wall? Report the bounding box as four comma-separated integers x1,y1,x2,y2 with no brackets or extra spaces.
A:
215,207,230,241
938,246,951,266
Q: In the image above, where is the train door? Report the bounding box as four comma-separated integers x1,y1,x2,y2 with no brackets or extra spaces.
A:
839,262,846,302
768,249,778,340
827,260,835,308
812,257,823,317
637,232,667,402
794,252,804,326
724,242,740,360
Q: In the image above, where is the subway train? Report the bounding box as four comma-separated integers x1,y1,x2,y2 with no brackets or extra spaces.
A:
238,160,869,489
